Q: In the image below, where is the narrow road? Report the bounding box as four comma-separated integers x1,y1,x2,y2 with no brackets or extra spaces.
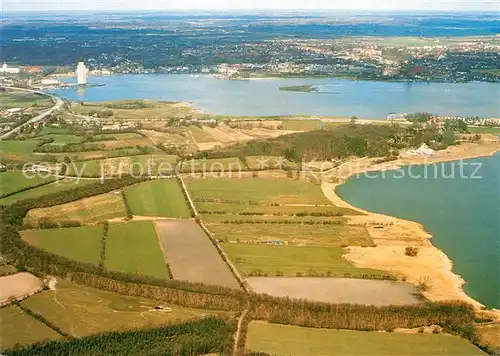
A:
0,86,64,139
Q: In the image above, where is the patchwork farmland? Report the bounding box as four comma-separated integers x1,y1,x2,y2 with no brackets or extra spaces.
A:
185,176,406,303
155,220,240,289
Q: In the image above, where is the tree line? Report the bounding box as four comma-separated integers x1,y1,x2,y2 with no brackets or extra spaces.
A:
5,317,236,356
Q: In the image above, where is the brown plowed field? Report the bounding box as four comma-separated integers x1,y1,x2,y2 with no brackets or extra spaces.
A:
155,220,240,289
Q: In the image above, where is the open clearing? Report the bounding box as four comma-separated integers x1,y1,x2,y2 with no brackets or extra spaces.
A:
0,179,95,205
0,140,40,162
21,225,102,264
0,306,62,349
245,321,486,356
25,192,126,226
0,171,55,197
0,272,43,305
186,177,334,205
124,179,191,218
105,221,169,279
21,279,228,338
247,277,421,306
222,244,390,278
155,220,239,289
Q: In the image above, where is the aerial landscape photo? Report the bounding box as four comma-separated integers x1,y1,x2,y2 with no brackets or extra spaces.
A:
0,0,499,355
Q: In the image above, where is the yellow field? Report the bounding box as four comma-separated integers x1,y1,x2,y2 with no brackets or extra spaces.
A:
25,192,126,226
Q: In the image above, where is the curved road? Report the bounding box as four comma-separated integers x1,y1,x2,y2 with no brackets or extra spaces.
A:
0,86,64,140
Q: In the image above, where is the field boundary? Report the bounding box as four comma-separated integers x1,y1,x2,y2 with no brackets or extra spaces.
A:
0,176,61,200
98,222,108,271
14,303,69,337
153,221,174,279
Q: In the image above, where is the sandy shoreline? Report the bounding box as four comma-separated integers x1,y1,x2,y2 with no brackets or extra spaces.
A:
320,142,499,319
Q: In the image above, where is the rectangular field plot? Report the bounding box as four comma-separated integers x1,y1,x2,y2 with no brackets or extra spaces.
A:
155,220,240,289
124,179,191,218
21,226,102,264
0,179,95,205
208,223,372,247
0,306,62,349
21,279,228,338
25,192,126,226
105,221,169,279
186,177,333,205
245,321,486,356
222,244,388,278
198,202,357,216
0,171,55,197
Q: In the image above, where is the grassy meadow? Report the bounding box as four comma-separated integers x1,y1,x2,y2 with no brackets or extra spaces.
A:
124,179,191,218
0,179,95,205
21,226,103,264
181,157,245,173
0,171,55,197
209,221,371,246
245,321,486,356
186,177,332,205
25,192,127,226
222,244,388,278
0,90,52,109
0,306,62,349
20,279,226,338
105,221,169,279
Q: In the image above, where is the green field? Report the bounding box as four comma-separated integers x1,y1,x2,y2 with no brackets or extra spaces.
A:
0,306,62,349
189,125,216,142
124,179,191,218
197,201,355,216
0,179,96,205
210,221,371,246
0,140,40,161
181,157,245,173
0,171,55,197
468,126,500,134
21,225,102,264
21,279,226,338
282,119,322,131
105,221,169,278
223,244,387,278
245,321,486,356
36,127,72,136
67,154,177,177
25,192,127,226
0,90,52,109
186,177,332,205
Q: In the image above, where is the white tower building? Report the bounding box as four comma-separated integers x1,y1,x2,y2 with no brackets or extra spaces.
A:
76,61,88,85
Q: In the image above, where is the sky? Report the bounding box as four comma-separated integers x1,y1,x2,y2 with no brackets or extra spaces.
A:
2,0,498,12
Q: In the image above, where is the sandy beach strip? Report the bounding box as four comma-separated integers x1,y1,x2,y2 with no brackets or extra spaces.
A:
320,142,500,319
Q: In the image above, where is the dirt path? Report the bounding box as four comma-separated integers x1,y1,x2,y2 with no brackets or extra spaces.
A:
233,302,250,356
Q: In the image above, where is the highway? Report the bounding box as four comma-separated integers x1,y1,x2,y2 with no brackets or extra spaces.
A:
0,86,64,140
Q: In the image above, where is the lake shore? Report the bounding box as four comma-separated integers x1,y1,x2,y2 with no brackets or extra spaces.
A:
320,142,500,320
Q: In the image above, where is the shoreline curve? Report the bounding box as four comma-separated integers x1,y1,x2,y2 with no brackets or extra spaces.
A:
320,142,500,320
